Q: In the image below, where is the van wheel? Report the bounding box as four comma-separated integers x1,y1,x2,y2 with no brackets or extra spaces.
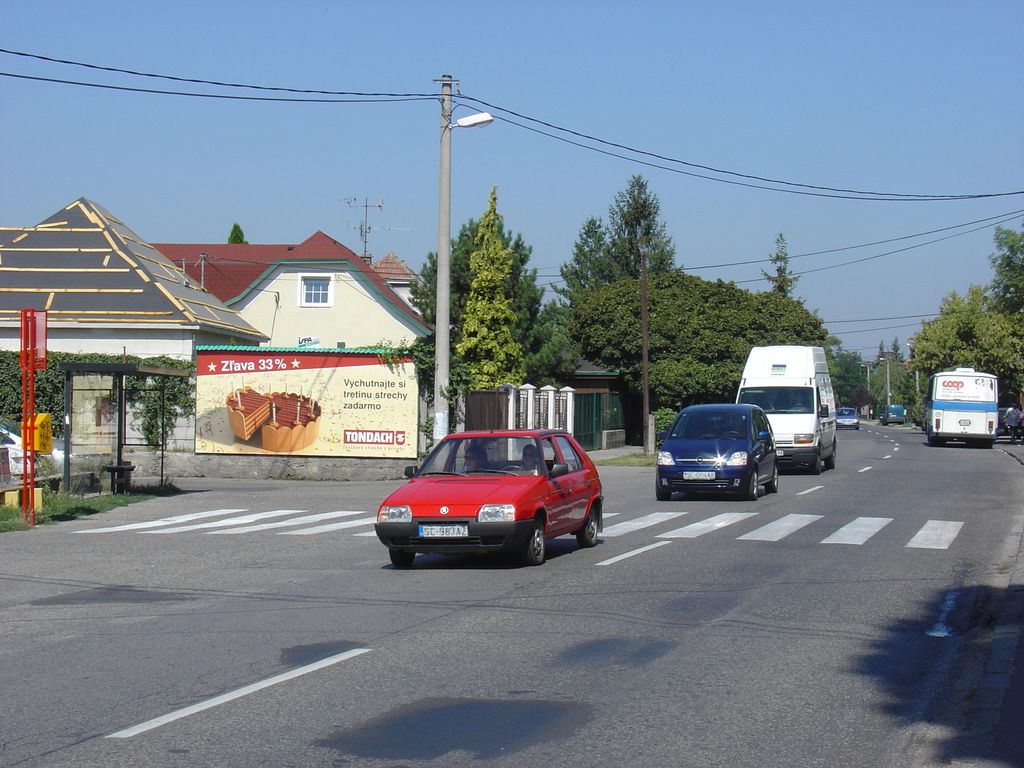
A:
656,484,672,501
809,452,822,475
824,444,836,470
766,464,779,494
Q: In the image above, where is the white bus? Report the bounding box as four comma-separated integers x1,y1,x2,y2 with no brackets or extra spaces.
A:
923,367,998,447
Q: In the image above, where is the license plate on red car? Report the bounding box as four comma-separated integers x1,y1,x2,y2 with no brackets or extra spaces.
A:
419,524,468,538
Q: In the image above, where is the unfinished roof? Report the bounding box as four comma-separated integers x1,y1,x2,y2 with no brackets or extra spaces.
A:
0,198,267,343
154,232,429,335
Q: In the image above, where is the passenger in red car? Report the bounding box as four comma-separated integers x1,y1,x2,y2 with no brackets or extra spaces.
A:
521,444,539,474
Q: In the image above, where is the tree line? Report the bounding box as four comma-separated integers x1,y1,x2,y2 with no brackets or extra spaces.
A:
410,173,1024,429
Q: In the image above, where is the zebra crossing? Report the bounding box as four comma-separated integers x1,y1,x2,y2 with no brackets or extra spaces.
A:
74,505,965,551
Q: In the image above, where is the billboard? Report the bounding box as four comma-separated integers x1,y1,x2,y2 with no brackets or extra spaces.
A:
195,348,418,458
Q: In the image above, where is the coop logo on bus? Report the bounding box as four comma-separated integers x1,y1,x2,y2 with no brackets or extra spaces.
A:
344,430,406,445
940,379,965,391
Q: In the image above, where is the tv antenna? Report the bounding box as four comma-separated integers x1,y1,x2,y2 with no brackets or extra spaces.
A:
344,197,409,261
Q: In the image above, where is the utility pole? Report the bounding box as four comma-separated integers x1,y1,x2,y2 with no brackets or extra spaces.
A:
885,355,891,407
433,74,454,442
640,237,651,453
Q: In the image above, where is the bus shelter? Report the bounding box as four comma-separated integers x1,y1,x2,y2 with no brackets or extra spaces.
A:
58,362,190,493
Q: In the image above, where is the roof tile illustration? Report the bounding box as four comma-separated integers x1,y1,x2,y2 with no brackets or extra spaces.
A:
0,198,267,343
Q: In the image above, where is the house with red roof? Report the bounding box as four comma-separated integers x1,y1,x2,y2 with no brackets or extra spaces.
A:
154,232,430,349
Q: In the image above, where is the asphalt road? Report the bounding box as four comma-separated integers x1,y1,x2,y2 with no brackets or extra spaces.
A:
2,426,1022,768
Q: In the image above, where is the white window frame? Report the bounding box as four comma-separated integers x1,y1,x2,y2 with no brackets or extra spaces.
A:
298,274,333,307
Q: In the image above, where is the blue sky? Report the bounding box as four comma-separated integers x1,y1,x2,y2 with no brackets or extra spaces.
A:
2,1,1022,358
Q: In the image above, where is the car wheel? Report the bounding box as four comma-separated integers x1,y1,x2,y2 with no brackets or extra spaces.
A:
522,519,546,566
389,550,415,569
745,471,759,501
575,510,599,548
656,483,672,501
824,443,836,470
809,452,822,475
766,464,779,494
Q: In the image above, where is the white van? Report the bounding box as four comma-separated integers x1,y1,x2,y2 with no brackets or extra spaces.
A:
735,345,837,474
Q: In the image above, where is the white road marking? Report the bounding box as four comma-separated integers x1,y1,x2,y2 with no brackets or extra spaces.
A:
143,510,306,533
596,540,672,566
352,530,379,537
602,512,621,518
600,511,687,537
75,509,248,533
106,648,371,739
858,466,873,473
737,514,823,542
796,485,823,496
207,510,368,534
280,516,377,535
658,512,758,539
821,517,892,545
883,455,892,459
906,520,964,550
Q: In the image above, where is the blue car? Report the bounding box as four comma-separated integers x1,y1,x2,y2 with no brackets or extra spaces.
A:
836,407,860,430
656,403,779,501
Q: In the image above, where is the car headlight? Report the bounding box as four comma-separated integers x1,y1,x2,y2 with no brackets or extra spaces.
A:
793,434,816,445
377,505,412,523
725,451,748,466
478,503,516,522
657,450,675,466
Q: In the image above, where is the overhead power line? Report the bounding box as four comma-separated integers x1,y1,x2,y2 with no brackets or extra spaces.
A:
2,46,1022,202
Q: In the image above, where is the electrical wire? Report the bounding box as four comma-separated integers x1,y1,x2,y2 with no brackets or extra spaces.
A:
0,72,436,104
734,211,1024,284
2,46,1020,201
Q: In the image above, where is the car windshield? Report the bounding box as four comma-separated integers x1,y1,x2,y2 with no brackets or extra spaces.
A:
738,387,814,414
837,408,857,417
418,435,543,476
668,412,748,440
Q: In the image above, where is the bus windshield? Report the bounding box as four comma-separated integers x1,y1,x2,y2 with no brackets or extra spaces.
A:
737,386,813,414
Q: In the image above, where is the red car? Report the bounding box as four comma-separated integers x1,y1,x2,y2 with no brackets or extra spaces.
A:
375,429,603,568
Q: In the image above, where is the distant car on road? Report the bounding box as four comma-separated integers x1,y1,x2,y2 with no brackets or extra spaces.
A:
375,429,603,568
836,407,860,430
878,404,906,426
656,403,778,501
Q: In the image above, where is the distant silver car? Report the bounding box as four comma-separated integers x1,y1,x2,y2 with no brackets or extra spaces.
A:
836,407,860,430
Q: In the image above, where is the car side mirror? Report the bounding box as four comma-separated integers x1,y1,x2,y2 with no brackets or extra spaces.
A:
549,463,569,478
403,465,417,479
820,405,829,417
757,430,770,441
657,430,668,441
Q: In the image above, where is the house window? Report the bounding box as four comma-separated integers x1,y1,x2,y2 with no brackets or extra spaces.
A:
299,275,332,307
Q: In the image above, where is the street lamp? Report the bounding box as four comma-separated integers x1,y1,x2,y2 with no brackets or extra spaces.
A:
433,74,492,441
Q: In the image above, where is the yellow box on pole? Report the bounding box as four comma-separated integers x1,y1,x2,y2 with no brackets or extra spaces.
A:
29,413,53,454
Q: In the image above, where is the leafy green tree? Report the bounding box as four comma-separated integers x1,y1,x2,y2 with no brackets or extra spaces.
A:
455,188,525,389
411,199,570,393
762,233,798,296
827,347,868,405
228,223,248,244
557,216,611,306
570,272,826,409
558,175,677,307
909,285,1024,393
988,223,1024,317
